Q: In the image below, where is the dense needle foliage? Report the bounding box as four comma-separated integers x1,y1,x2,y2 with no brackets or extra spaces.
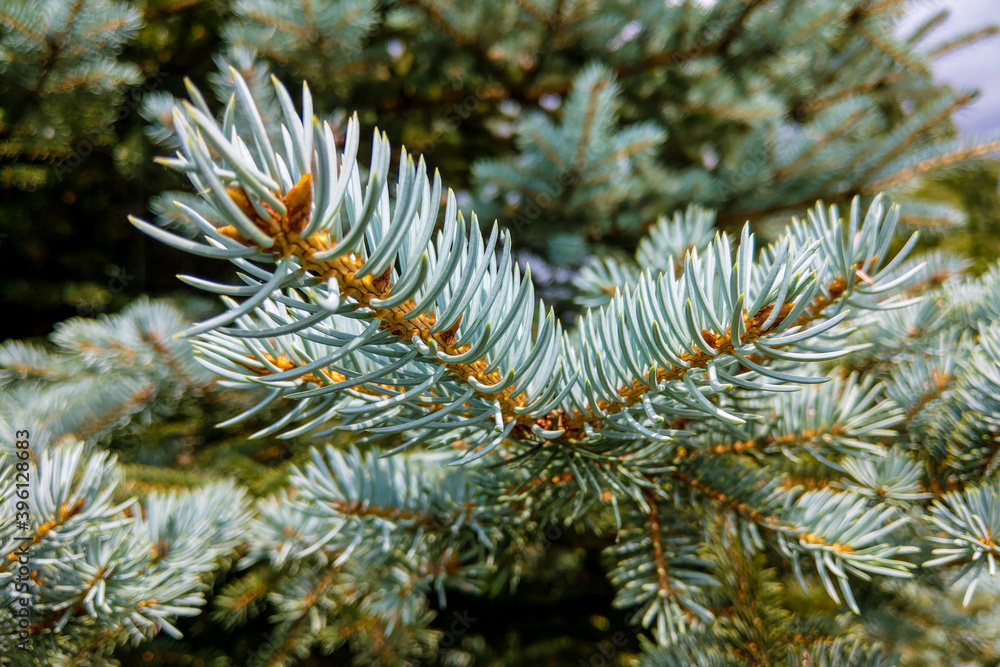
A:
3,1,1000,665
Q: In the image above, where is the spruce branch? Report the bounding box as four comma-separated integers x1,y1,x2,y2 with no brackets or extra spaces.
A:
0,442,250,658
777,489,918,613
925,25,1000,60
924,483,1000,607
131,75,922,465
604,494,717,643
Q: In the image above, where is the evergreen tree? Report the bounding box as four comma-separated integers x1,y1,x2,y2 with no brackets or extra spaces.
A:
5,0,1000,335
3,1,1000,665
0,0,143,190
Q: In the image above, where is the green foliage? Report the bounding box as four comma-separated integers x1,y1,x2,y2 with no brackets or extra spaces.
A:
0,0,142,189
5,0,1000,337
2,74,982,664
222,0,378,89
0,298,214,444
3,0,1000,665
473,62,667,261
0,441,250,665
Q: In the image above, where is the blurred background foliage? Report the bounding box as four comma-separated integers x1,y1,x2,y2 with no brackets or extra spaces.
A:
1,2,1000,663
1,0,999,341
